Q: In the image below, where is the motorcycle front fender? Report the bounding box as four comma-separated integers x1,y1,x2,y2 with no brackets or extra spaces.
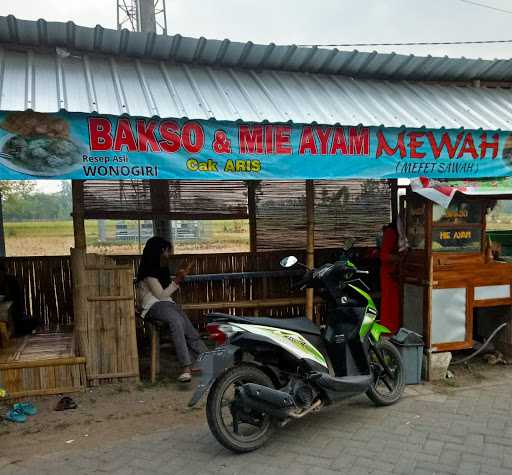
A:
370,322,391,342
188,344,238,407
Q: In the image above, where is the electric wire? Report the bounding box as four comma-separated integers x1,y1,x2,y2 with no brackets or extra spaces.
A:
296,39,512,48
455,0,512,16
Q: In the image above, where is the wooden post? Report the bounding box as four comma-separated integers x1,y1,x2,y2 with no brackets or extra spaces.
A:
390,179,398,223
70,248,89,380
247,181,258,254
72,180,86,250
306,180,315,320
150,180,173,252
0,193,6,257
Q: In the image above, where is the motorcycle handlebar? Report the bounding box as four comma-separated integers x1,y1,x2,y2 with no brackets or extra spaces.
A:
290,271,312,290
289,265,368,289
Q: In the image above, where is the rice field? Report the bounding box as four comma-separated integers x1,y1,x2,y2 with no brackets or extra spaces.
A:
4,220,249,256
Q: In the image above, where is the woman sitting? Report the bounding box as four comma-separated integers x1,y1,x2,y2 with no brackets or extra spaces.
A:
136,237,207,383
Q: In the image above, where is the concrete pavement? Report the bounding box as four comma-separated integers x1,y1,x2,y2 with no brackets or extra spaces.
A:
2,381,512,475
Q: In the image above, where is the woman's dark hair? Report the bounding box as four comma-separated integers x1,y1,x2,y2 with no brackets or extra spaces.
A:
136,237,172,287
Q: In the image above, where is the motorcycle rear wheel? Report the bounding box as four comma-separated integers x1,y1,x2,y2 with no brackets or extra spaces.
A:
206,364,276,453
366,339,405,406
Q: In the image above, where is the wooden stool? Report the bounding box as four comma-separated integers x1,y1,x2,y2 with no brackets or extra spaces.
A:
142,316,205,383
135,311,163,383
147,319,162,383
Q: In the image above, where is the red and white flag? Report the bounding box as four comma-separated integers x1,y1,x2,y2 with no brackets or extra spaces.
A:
410,177,467,208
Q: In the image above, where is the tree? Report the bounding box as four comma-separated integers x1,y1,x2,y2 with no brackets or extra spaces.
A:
2,181,72,221
0,181,35,197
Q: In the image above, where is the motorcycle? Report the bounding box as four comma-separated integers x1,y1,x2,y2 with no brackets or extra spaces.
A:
189,241,405,453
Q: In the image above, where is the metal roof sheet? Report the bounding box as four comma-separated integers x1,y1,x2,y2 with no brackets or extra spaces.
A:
1,47,511,130
2,15,512,82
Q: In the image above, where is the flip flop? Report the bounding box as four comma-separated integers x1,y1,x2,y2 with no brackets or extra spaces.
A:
55,396,78,411
13,402,38,416
5,408,27,423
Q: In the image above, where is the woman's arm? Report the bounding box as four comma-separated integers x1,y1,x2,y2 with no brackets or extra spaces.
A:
144,277,179,300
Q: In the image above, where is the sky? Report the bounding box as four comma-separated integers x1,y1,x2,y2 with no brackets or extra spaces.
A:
4,0,512,59
4,0,512,193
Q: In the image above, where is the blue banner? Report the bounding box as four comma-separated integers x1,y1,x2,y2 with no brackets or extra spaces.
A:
0,111,510,180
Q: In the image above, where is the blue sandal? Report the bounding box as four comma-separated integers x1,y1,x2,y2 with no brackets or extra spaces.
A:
13,402,37,416
5,408,27,423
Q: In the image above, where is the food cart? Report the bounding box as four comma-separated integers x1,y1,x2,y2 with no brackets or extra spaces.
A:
401,178,512,377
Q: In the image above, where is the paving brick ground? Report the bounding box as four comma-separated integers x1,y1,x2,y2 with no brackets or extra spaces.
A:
2,381,512,475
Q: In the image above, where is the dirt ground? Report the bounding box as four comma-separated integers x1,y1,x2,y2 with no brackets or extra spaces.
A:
1,353,511,462
0,354,207,461
431,353,512,390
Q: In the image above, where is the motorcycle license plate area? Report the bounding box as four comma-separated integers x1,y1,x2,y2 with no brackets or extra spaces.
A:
188,346,237,406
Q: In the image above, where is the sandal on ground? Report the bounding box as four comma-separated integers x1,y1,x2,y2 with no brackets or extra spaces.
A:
13,401,37,416
5,408,27,423
55,396,78,411
191,367,202,374
177,372,192,383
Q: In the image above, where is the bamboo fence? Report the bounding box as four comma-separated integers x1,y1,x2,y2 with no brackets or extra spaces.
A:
5,248,380,331
71,249,140,385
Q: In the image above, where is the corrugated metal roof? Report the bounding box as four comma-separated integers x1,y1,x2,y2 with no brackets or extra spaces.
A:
1,15,512,82
1,47,511,130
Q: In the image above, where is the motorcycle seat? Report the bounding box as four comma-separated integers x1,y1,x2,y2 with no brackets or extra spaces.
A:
208,313,321,336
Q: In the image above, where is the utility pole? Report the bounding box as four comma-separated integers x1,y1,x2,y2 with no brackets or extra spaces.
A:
116,0,172,245
139,0,157,33
117,0,168,35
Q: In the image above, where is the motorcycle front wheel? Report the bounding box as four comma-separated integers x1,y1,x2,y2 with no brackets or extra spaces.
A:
206,364,276,453
366,339,405,406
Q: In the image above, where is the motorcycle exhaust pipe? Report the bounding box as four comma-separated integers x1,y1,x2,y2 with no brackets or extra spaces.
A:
236,383,296,420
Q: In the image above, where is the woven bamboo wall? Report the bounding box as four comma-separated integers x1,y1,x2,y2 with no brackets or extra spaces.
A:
5,248,379,331
71,250,140,385
82,180,249,219
255,180,391,251
5,256,73,331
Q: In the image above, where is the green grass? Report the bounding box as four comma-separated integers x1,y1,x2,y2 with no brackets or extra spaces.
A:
4,220,118,239
4,219,249,245
5,220,75,238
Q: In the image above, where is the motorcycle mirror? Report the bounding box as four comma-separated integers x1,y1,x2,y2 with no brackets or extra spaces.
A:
280,256,298,268
343,238,355,252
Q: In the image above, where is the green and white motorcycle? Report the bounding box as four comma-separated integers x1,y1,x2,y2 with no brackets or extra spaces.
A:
189,243,405,453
